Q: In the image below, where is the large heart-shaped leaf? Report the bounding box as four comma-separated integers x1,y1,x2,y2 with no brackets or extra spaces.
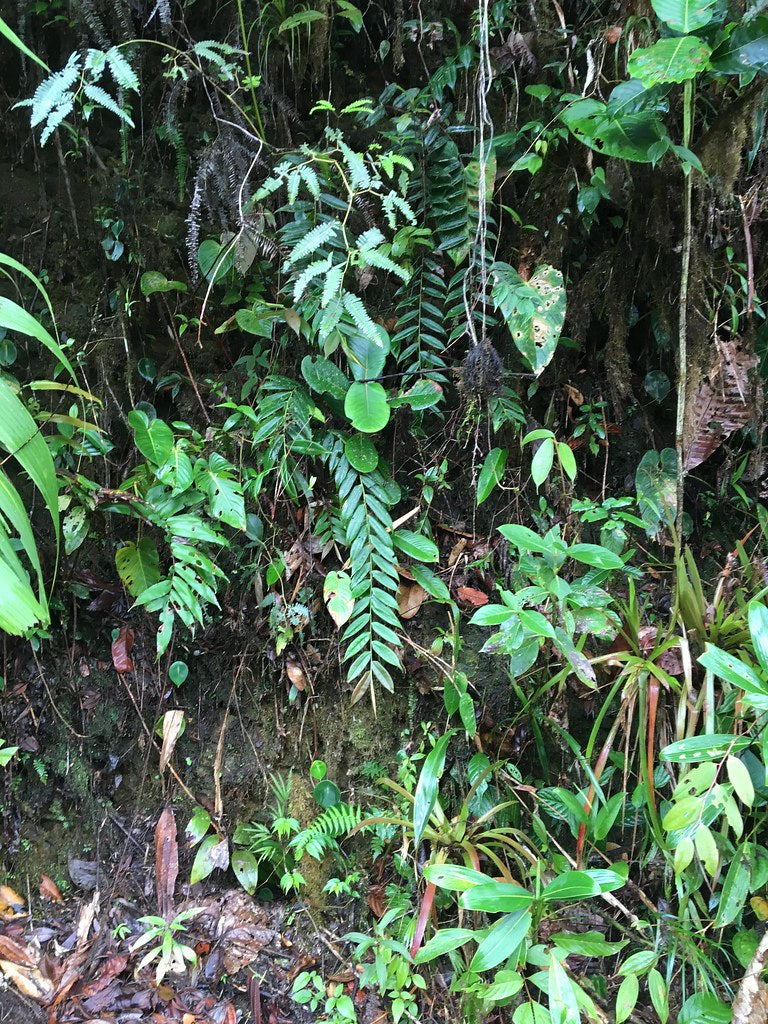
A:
561,96,669,163
628,36,711,87
490,263,565,376
651,0,719,33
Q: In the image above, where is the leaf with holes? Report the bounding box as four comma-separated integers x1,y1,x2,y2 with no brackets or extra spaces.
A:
324,570,354,629
116,538,161,597
491,263,565,376
628,36,711,87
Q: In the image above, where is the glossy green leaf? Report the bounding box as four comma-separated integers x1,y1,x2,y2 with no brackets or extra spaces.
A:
302,355,350,400
558,442,577,481
715,846,750,927
748,602,768,676
459,880,534,913
344,434,378,473
651,0,718,33
710,16,768,76
185,806,211,847
190,835,229,884
660,734,752,762
727,755,755,807
498,524,553,554
344,381,390,433
531,438,554,488
678,992,731,1024
615,973,639,1024
414,928,475,963
549,951,581,1024
567,543,624,570
647,968,669,1024
552,931,627,956
128,410,174,466
628,36,711,87
423,864,491,892
477,447,507,506
542,869,625,901
232,850,260,894
469,909,531,973
413,730,455,847
618,950,659,975
393,529,439,563
662,795,702,830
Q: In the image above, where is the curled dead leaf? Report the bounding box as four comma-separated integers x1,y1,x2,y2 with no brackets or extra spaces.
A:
160,710,185,773
0,885,25,917
397,583,426,620
0,959,53,1000
39,874,63,902
0,935,35,966
111,625,134,675
285,659,307,691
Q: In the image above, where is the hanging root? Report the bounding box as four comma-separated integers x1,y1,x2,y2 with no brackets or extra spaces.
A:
461,343,504,397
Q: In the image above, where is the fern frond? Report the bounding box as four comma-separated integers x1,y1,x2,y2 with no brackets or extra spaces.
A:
104,45,139,91
342,292,384,348
321,264,345,308
28,52,80,131
392,255,448,386
327,440,401,705
83,83,134,126
284,220,339,268
292,254,333,304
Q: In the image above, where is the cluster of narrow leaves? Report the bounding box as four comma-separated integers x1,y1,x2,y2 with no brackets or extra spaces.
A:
327,441,402,706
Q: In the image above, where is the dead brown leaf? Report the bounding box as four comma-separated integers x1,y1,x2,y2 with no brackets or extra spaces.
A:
39,874,63,902
111,625,135,674
155,806,179,920
684,337,759,470
285,659,307,691
0,886,25,916
0,935,35,966
160,710,185,773
456,586,489,608
397,583,426,620
0,959,53,1000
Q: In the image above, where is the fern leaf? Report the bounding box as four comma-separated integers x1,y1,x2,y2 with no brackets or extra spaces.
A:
321,264,345,308
83,84,134,126
361,247,410,283
28,52,80,129
338,137,371,191
356,227,386,253
292,254,333,304
342,292,383,348
39,101,73,146
284,220,339,269
300,164,321,199
104,46,139,91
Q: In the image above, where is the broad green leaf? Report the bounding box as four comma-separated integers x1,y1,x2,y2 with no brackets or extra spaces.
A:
116,538,161,597
232,850,259,894
490,262,566,376
410,564,451,603
344,381,390,433
185,806,211,846
715,846,750,927
560,96,668,163
552,932,627,956
660,734,752,763
498,524,554,554
635,448,677,535
531,438,554,487
459,881,534,913
422,864,491,892
140,270,187,295
710,16,768,76
513,1002,552,1024
469,604,516,626
469,909,531,973
344,434,378,473
413,730,455,847
393,529,439,563
343,331,388,381
628,36,711,87
567,543,624,570
674,835,695,873
695,823,719,875
618,950,659,975
301,355,350,401
662,795,702,830
0,559,48,633
549,951,580,1024
197,238,235,282
477,447,507,506
748,602,768,676
196,454,245,529
483,970,525,1003
727,756,755,807
542,869,625,901
128,410,174,467
651,0,718,33
678,992,731,1024
615,973,639,1024
647,969,669,1024
414,928,475,963
558,442,577,481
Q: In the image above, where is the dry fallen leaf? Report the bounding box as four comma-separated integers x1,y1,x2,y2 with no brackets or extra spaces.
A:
160,710,185,773
155,806,179,920
397,583,426,620
0,935,35,966
111,624,135,674
0,886,25,915
0,959,53,1000
40,874,63,902
456,586,489,608
285,659,307,691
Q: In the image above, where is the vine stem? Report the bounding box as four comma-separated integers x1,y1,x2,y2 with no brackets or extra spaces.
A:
675,78,693,534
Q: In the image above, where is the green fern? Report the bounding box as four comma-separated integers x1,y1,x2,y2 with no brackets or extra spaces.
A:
327,439,401,706
291,802,364,859
391,254,448,386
